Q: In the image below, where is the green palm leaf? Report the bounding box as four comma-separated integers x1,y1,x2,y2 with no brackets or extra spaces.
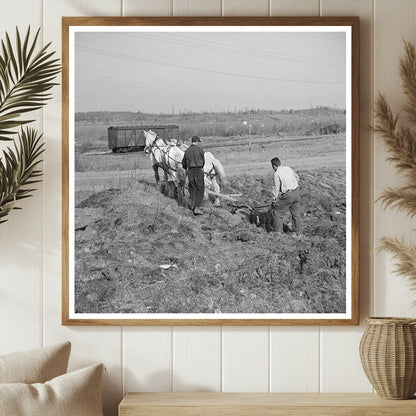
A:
0,27,60,141
0,127,45,223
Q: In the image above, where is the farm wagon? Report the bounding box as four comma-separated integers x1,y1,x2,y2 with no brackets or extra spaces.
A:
108,125,179,153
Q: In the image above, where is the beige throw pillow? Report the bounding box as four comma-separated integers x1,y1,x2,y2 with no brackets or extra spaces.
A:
0,342,71,384
0,363,104,416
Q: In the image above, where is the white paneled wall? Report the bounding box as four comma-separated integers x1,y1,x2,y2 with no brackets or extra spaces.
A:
124,0,172,16
173,327,221,392
223,0,269,16
270,327,319,392
222,327,269,392
174,0,222,16
1,1,416,415
270,0,319,16
123,327,172,392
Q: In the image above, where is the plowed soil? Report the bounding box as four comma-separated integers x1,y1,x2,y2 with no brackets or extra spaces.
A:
75,167,346,314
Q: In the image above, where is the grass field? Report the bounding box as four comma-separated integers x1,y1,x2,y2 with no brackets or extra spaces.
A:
74,107,346,155
74,109,347,314
75,133,344,173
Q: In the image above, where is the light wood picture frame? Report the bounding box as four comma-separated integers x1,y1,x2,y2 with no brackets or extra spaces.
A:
62,16,359,326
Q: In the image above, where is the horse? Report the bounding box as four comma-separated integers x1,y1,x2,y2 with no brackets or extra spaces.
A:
144,130,226,206
143,129,186,201
203,151,226,206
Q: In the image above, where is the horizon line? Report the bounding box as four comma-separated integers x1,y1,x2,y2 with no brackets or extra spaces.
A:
75,106,346,115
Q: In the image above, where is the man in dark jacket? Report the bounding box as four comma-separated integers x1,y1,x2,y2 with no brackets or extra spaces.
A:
182,136,205,215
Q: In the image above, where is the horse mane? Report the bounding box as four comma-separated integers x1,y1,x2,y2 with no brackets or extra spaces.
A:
205,151,226,186
145,129,168,145
145,129,156,138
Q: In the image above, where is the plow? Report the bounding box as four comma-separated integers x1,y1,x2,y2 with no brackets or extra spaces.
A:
227,201,274,231
181,181,274,230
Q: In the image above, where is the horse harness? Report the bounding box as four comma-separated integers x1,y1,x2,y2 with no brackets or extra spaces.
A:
145,135,180,173
205,165,216,179
146,133,216,179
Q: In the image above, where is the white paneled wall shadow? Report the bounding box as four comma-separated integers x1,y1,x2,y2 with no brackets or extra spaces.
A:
1,0,416,415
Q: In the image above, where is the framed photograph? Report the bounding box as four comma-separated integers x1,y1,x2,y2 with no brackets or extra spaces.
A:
62,17,359,325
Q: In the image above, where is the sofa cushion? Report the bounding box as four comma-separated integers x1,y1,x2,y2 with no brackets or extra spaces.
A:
0,363,104,416
0,342,71,384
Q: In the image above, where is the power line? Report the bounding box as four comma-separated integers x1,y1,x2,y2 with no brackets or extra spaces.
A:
115,32,345,67
171,32,344,65
75,45,345,85
149,33,344,67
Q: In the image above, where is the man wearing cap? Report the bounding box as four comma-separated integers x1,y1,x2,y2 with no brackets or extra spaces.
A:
270,157,302,234
182,135,205,215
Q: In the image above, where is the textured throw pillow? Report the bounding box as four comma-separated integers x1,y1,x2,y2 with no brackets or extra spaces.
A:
0,363,104,416
0,341,71,384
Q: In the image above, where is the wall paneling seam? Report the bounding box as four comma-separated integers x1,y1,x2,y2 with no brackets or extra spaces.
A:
319,328,322,392
268,327,271,393
319,0,323,386
372,0,376,329
120,0,124,400
171,327,174,391
319,0,322,393
371,0,375,393
220,326,223,391
121,329,125,395
41,0,45,349
319,330,321,392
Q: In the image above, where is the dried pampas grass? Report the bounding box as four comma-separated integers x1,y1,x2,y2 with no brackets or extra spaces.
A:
375,40,416,294
379,237,416,292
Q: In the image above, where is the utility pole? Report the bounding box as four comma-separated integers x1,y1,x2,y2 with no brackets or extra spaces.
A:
248,109,252,152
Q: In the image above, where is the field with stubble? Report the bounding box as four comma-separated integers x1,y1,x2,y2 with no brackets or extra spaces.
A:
74,109,347,314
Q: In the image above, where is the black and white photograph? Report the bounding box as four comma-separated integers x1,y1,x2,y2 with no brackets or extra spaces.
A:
64,18,358,324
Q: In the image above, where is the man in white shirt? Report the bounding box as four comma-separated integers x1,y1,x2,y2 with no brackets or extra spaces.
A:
271,157,302,234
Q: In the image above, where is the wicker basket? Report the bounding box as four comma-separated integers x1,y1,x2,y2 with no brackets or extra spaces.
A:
359,317,416,399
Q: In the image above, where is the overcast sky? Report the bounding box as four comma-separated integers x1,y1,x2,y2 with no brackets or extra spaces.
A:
74,30,346,113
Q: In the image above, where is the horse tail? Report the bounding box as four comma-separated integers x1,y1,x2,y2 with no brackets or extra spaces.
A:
212,157,226,186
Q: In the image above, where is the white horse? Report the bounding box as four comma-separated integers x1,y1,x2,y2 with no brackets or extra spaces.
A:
143,129,186,200
203,151,226,206
179,143,226,207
